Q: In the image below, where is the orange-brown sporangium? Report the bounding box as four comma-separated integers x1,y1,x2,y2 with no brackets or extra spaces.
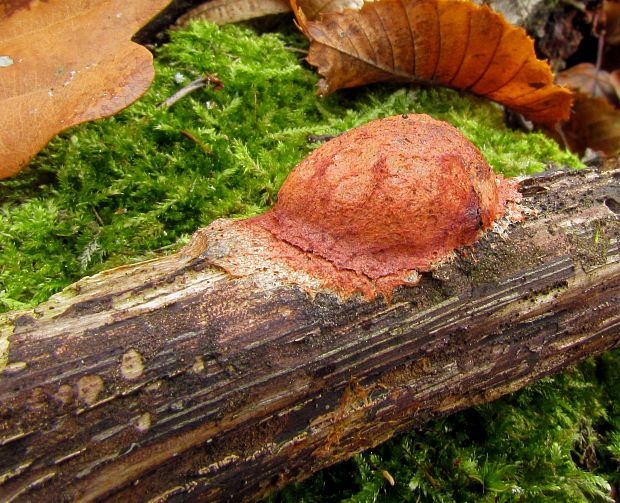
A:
190,114,521,299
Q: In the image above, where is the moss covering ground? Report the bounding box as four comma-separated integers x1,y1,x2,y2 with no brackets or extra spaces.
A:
1,20,618,502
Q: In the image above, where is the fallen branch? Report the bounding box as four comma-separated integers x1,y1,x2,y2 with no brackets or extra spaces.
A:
0,168,619,502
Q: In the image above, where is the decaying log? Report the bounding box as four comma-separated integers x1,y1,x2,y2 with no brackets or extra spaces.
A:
0,168,619,502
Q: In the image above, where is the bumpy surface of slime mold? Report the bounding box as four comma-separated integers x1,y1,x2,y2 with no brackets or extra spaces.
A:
195,114,520,299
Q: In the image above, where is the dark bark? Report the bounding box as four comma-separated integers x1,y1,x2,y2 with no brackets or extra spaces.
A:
0,168,619,502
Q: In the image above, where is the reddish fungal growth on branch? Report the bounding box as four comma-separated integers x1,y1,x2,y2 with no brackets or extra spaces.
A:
259,114,503,276
196,114,519,299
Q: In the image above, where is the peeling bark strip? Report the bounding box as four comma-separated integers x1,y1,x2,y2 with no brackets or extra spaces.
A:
0,169,619,502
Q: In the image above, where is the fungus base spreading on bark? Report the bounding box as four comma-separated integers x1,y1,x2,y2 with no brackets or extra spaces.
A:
190,114,521,299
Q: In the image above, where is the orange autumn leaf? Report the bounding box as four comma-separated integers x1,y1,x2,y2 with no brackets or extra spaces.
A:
294,0,573,125
0,0,171,179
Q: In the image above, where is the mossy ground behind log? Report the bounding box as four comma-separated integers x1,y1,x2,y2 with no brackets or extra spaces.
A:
0,21,579,311
0,19,617,502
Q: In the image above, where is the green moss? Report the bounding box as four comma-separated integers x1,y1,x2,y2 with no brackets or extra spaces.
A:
2,19,613,503
0,21,580,311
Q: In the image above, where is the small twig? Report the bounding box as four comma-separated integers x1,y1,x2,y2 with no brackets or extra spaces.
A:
159,74,223,109
285,46,308,54
593,9,606,92
180,130,212,156
91,206,104,227
553,122,570,151
595,26,606,71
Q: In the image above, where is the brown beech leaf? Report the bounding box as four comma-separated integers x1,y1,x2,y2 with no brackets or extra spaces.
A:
556,93,620,157
295,0,573,125
602,0,620,45
177,0,291,26
178,0,362,26
556,63,620,106
0,0,170,179
611,69,620,94
297,0,364,20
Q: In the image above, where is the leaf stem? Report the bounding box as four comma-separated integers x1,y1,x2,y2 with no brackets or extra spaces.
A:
180,130,212,156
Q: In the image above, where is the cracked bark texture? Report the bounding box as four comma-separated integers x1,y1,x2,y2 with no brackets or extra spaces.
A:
0,168,619,502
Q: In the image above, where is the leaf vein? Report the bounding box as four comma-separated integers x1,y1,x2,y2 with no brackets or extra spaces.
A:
399,0,416,76
372,4,396,72
466,20,503,91
448,7,472,85
317,41,413,81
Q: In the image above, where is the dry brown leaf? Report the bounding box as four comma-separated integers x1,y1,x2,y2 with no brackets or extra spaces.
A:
178,0,363,25
0,0,170,179
556,93,620,156
295,0,573,125
602,0,620,45
297,0,364,20
611,69,620,95
556,63,620,106
177,0,291,26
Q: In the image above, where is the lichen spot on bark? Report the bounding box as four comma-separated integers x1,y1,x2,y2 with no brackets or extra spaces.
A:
54,383,74,405
121,348,144,380
192,356,205,373
77,375,104,405
134,412,151,432
2,361,27,375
